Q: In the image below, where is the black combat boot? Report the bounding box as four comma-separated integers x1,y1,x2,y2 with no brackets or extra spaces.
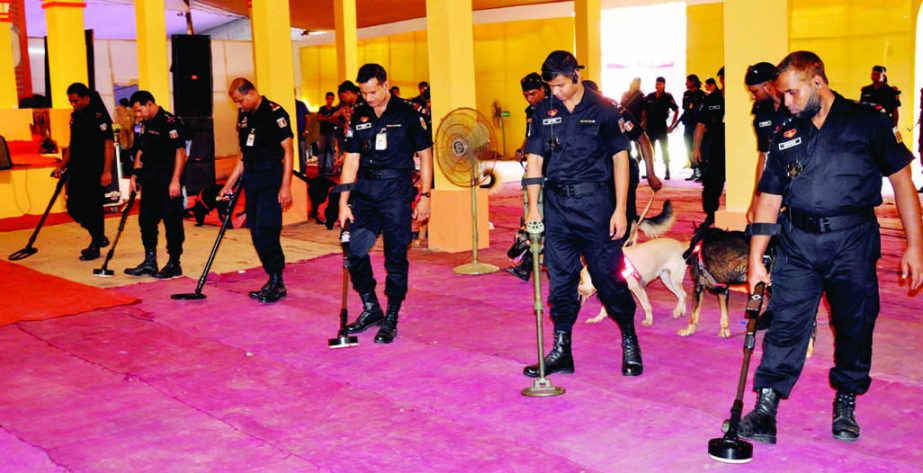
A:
617,318,643,376
79,241,101,261
832,392,861,442
374,302,401,344
153,257,183,279
523,330,574,377
258,273,287,303
505,252,533,282
345,292,384,334
124,249,158,276
732,388,781,444
249,278,273,299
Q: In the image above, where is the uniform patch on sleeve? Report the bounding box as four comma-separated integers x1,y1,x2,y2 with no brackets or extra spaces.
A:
420,116,427,131
100,123,108,131
277,117,287,128
894,126,903,143
624,120,634,132
346,127,354,138
169,129,178,139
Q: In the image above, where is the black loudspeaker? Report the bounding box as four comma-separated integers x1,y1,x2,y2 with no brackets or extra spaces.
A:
171,35,213,117
181,117,215,196
0,135,12,170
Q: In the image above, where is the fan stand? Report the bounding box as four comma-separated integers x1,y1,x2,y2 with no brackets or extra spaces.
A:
453,158,499,275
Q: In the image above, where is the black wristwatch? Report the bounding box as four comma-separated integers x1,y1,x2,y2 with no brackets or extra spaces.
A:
421,191,431,198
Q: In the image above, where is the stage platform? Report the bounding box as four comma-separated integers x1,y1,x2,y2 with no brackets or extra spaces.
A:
0,174,921,472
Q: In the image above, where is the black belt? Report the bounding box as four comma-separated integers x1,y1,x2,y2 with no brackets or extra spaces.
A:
359,168,412,180
786,208,874,234
243,160,281,173
545,181,608,197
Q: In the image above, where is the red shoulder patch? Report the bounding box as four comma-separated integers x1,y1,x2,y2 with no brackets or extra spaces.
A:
360,116,369,123
547,108,558,117
783,128,797,139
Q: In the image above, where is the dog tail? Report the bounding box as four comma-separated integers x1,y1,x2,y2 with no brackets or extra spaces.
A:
638,200,675,239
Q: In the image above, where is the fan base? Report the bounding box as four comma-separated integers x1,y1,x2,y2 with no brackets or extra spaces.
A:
453,262,499,275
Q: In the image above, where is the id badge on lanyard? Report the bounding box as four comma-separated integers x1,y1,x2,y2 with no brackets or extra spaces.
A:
375,129,387,151
246,129,256,147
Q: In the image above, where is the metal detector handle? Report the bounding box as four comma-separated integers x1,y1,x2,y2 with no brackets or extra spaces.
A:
98,191,137,271
193,183,242,293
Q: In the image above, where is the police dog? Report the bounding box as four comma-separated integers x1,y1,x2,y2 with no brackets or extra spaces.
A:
580,201,686,326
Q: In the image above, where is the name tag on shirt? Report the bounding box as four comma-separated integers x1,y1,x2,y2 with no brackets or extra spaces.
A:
778,137,801,150
356,123,372,130
708,105,721,111
246,130,256,147
375,132,387,150
758,120,772,128
542,117,562,125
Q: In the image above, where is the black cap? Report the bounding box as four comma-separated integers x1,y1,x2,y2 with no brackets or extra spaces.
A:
717,66,725,77
337,80,359,94
872,65,886,73
520,72,544,92
745,62,776,85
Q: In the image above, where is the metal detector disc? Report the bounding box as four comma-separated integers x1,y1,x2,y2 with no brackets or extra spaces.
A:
170,293,207,300
452,262,500,276
328,336,359,349
707,437,753,464
8,247,38,261
521,378,565,397
93,269,115,277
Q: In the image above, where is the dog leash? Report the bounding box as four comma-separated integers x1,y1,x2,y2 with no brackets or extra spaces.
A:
625,192,656,247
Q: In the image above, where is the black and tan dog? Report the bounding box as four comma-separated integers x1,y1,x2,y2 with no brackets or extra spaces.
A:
681,224,749,338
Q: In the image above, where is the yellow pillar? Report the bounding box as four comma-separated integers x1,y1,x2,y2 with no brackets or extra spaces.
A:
0,2,18,108
574,0,601,84
135,0,170,104
334,0,358,84
43,0,87,109
250,0,307,224
719,0,788,230
425,0,487,253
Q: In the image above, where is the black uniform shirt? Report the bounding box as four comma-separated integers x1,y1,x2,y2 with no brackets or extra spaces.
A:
642,91,678,131
69,104,112,176
524,89,630,183
751,100,791,153
860,83,901,118
318,104,339,135
343,97,433,170
621,90,644,122
697,91,725,136
758,93,913,216
237,96,294,165
680,89,706,126
137,107,185,172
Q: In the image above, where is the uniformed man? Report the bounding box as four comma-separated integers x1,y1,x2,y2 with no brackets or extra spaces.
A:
337,64,434,344
692,67,725,225
642,77,680,180
620,77,644,120
860,65,901,127
704,77,717,95
522,51,641,378
745,62,790,222
334,81,361,166
218,79,295,303
507,72,549,281
53,83,114,260
316,91,339,177
124,91,187,278
742,51,923,444
679,74,705,181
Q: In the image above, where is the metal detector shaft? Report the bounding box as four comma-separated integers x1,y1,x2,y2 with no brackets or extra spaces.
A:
192,186,242,294
339,222,351,336
9,171,67,260
530,226,547,376
96,191,136,272
729,281,767,429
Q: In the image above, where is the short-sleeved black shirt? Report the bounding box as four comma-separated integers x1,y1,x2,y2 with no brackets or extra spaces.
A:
524,89,630,183
751,100,790,153
859,83,901,119
618,105,644,143
318,104,339,135
343,96,433,170
620,90,644,122
137,107,185,173
758,92,913,216
237,96,294,166
69,104,113,177
642,91,678,132
680,89,706,126
697,90,725,136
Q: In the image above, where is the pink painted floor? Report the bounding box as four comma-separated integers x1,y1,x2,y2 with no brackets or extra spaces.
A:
1,178,922,472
